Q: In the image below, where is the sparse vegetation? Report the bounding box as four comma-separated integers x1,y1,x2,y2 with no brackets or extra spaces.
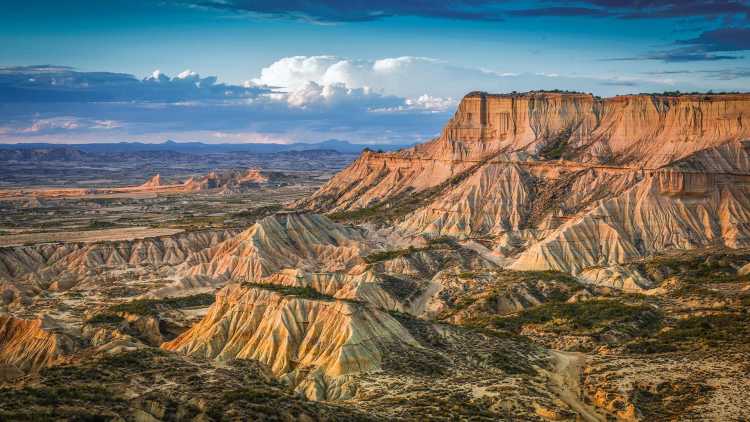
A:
86,220,118,229
231,204,282,220
486,300,662,338
626,312,750,354
538,127,573,160
241,282,340,302
86,313,125,325
363,237,456,263
89,293,215,319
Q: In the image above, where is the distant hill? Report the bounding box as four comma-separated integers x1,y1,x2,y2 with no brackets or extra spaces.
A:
0,140,413,155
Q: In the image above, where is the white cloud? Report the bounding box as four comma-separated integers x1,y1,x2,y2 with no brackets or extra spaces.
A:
406,95,456,111
252,55,694,103
14,117,122,135
176,69,199,80
20,117,81,133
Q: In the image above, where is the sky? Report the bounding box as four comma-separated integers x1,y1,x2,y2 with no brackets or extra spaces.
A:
1,0,750,144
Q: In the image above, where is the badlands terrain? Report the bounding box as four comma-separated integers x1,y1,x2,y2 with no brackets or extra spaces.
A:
1,91,750,421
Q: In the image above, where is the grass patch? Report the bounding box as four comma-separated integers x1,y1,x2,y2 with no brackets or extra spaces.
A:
86,220,118,229
538,127,573,160
231,204,282,220
86,313,125,325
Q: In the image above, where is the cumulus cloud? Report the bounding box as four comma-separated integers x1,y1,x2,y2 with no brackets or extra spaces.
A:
253,55,684,101
253,56,459,99
284,81,406,109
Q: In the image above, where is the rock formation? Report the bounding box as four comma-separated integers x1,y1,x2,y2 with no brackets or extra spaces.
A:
138,174,163,189
162,284,418,400
183,213,371,281
302,91,750,283
0,229,237,300
0,315,75,373
183,168,278,193
4,91,750,420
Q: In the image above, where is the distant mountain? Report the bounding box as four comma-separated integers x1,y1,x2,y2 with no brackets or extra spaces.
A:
0,140,413,155
0,146,87,161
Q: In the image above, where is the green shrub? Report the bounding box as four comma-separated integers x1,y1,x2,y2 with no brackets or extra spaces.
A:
241,282,338,302
489,300,662,337
626,312,750,354
86,314,124,325
107,293,215,316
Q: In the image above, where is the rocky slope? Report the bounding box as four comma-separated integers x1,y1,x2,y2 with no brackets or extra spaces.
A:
183,213,370,281
0,315,76,374
0,229,237,305
0,348,375,421
302,92,750,283
162,284,418,400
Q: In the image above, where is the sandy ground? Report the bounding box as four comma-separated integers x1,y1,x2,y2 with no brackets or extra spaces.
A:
0,227,184,246
549,350,607,422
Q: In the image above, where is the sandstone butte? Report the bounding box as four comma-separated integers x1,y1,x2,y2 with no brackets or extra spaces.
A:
302,91,750,282
0,167,272,200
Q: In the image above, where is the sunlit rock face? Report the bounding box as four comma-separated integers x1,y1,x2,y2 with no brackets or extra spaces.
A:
0,315,76,373
162,284,419,400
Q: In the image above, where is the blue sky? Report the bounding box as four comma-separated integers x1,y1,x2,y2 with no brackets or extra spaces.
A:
2,0,750,144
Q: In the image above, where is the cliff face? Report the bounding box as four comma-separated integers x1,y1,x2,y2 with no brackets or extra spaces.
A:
304,93,750,214
424,92,750,166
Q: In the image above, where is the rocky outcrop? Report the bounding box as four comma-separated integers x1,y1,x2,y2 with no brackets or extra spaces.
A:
138,174,163,189
0,315,76,372
162,284,418,400
305,92,750,212
238,168,269,184
511,166,750,274
183,168,277,193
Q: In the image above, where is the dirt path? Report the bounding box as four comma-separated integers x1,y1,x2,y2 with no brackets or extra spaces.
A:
548,350,607,422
